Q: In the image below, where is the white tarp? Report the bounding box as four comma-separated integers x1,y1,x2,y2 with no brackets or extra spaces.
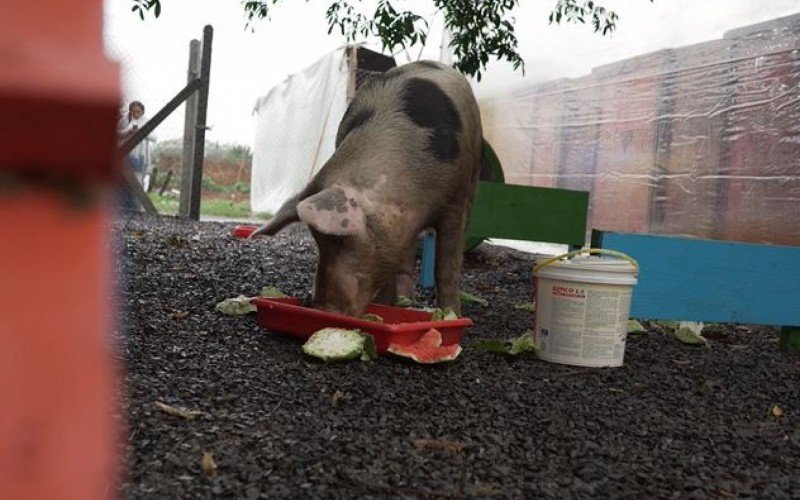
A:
251,48,349,215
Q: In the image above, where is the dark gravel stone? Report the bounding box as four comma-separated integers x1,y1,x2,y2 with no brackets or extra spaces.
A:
115,213,800,499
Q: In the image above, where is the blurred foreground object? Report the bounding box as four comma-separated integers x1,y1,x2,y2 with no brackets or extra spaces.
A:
0,0,120,499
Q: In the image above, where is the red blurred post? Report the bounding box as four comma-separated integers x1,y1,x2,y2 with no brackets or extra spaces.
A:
0,1,120,499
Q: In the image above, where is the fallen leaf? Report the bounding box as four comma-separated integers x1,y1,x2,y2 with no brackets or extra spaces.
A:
627,319,646,335
472,332,538,356
154,400,204,420
172,310,190,319
166,235,189,247
674,321,708,346
713,488,736,498
201,452,217,477
473,339,507,354
508,332,538,356
260,286,287,298
469,485,501,496
331,390,345,405
413,439,464,453
671,359,692,366
215,295,256,316
771,404,785,418
513,302,536,312
460,290,488,306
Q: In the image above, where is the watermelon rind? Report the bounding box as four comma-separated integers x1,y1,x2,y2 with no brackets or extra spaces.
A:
387,328,462,364
302,328,378,362
360,332,378,361
303,328,365,362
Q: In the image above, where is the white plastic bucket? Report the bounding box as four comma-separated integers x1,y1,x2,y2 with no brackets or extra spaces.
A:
533,249,639,368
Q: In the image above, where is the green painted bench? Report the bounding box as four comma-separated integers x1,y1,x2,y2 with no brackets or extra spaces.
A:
419,179,590,288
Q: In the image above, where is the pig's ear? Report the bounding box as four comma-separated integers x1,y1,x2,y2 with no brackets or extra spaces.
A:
249,194,302,238
297,186,366,236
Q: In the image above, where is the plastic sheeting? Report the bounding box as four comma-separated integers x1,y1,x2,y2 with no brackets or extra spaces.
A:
480,13,800,246
251,48,349,215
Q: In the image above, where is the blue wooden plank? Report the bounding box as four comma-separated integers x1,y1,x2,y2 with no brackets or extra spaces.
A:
594,231,800,326
420,231,436,289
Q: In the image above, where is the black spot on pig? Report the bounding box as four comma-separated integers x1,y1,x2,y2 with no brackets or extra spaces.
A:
340,219,350,228
401,78,462,161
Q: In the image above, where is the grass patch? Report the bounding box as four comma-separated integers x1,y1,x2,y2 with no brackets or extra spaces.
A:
149,194,179,214
147,194,271,220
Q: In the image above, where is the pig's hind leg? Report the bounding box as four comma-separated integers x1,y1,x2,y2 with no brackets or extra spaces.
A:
374,240,418,306
433,205,468,315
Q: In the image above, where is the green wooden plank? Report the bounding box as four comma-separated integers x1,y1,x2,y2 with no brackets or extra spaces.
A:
465,141,506,251
466,181,589,246
780,327,800,355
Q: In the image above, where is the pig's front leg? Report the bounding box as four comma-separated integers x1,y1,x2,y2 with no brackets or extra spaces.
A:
375,239,418,305
374,272,397,306
434,206,468,315
395,239,418,301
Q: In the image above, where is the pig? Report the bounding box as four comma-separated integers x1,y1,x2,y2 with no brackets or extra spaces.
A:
250,60,483,317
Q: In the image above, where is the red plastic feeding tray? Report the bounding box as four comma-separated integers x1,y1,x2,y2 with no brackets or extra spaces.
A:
232,225,258,239
252,297,472,354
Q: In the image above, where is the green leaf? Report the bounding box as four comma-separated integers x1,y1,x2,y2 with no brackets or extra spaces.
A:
215,295,257,316
627,319,646,335
513,302,536,312
394,296,413,308
260,286,288,298
674,322,708,346
473,339,507,354
460,290,488,306
430,307,458,321
359,313,384,323
508,331,538,355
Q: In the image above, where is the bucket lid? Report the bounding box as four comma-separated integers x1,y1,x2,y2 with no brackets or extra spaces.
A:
534,255,638,285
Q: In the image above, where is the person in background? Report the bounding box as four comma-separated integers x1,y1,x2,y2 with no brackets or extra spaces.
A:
117,100,147,210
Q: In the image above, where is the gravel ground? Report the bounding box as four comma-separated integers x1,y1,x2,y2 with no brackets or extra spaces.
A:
116,214,799,499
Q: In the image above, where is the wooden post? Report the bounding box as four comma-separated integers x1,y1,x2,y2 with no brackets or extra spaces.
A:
179,25,213,221
158,169,173,196
179,39,200,218
190,25,213,220
146,166,157,193
121,164,159,213
347,45,358,101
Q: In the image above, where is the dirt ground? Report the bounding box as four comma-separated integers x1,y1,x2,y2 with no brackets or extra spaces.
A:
115,213,800,499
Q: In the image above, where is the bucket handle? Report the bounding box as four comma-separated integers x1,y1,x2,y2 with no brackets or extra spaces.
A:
534,248,639,277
